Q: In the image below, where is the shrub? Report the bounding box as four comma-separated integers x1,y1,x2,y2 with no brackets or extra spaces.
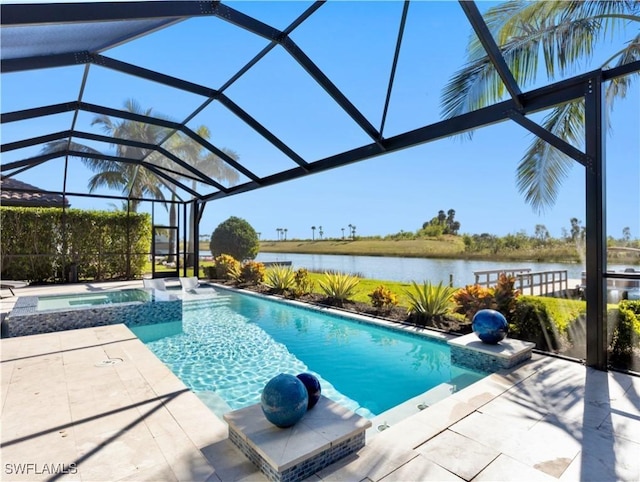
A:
209,216,259,261
493,273,520,320
511,296,565,351
405,281,456,324
609,300,640,360
318,272,360,306
368,285,399,310
213,254,240,280
1,207,150,282
293,268,314,298
265,265,295,294
238,260,265,285
540,297,585,334
453,284,494,320
203,265,216,279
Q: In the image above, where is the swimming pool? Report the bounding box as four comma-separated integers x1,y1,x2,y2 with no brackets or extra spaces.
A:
36,288,152,311
131,289,488,419
7,288,181,337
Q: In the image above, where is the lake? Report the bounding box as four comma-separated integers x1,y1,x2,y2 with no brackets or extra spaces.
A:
255,252,619,287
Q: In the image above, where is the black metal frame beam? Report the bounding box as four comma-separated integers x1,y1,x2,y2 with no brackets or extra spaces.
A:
0,128,226,192
210,2,382,145
458,0,523,108
507,110,590,167
70,131,225,190
584,74,607,370
380,0,410,136
0,100,256,183
1,52,92,73
1,1,217,24
200,61,637,206
1,102,77,123
66,150,199,199
2,187,185,206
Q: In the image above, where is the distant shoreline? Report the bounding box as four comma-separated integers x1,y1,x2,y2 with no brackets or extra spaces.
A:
257,238,639,265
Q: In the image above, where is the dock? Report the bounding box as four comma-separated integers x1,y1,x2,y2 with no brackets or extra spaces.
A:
473,268,580,297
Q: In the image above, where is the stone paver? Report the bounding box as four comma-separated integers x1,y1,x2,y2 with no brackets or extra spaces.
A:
415,429,499,480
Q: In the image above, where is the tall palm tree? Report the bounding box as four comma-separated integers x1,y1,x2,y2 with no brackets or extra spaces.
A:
43,99,170,212
166,126,239,264
44,100,240,264
442,1,639,213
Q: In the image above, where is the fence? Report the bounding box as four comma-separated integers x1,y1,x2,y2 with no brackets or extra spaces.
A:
473,268,531,288
474,268,569,296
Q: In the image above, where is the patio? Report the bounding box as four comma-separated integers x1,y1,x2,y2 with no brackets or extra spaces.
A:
1,2,639,480
1,283,639,481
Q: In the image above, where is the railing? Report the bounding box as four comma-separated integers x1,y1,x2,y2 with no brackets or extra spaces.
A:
474,268,568,296
262,261,293,267
515,270,568,296
474,268,531,288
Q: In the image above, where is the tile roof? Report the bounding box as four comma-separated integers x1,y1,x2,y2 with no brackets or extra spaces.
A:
0,178,69,208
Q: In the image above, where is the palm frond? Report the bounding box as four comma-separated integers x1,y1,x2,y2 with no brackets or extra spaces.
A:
441,0,638,118
516,101,584,213
604,33,640,107
42,139,102,155
87,169,128,192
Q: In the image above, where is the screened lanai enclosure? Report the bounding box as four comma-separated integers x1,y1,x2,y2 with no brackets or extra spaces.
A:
1,1,639,371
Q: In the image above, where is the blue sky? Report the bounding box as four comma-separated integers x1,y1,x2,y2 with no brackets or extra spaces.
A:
2,1,639,241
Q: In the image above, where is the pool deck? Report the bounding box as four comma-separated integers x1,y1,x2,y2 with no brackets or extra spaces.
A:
1,282,639,481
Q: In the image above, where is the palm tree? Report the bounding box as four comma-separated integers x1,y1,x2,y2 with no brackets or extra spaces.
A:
44,100,239,264
167,126,239,264
311,226,316,240
42,99,169,212
442,1,639,213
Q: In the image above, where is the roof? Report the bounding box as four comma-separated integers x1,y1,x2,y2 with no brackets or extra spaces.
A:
0,177,69,208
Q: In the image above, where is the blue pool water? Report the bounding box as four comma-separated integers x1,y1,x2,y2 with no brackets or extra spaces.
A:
131,290,488,418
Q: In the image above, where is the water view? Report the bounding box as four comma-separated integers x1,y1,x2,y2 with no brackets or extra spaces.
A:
256,252,596,286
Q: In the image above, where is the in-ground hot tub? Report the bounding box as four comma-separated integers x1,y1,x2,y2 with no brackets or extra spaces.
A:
5,288,182,337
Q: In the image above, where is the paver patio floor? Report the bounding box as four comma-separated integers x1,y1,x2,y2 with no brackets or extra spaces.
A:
1,283,639,481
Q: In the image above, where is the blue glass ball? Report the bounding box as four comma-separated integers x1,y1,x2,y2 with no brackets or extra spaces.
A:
297,372,322,410
261,374,308,428
472,309,508,344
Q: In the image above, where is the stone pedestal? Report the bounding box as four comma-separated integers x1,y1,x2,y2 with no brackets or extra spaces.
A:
224,396,371,482
448,333,535,372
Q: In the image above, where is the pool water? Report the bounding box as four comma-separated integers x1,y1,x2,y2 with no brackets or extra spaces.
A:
36,288,153,311
132,290,488,418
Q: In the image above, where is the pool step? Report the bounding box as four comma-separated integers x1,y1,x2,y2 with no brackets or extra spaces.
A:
181,296,232,310
195,390,233,419
368,382,456,438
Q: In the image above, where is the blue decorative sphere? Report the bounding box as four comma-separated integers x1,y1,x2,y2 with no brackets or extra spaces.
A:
261,374,308,428
297,373,322,410
472,309,508,344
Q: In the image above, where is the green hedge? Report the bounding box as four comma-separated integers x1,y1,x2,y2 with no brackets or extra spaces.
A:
511,296,640,367
609,300,640,361
510,296,588,352
1,207,151,282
